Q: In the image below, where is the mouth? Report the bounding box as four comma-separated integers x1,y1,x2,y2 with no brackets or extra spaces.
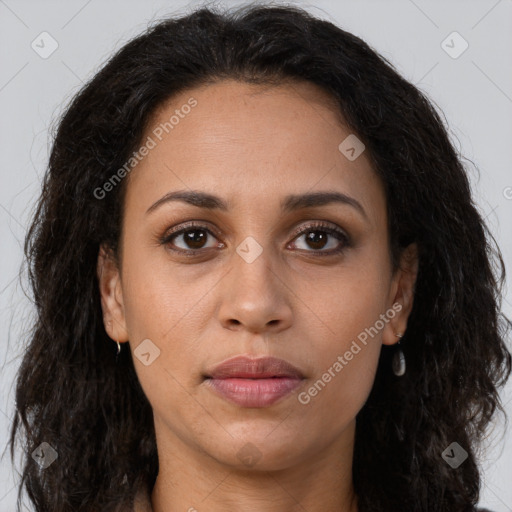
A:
204,376,303,408
203,355,305,408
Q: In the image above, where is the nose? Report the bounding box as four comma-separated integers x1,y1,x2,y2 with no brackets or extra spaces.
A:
216,242,293,335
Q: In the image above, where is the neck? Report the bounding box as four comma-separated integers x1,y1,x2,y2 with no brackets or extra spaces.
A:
150,419,358,512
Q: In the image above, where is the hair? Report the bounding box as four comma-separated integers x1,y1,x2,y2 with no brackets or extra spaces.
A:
7,2,511,511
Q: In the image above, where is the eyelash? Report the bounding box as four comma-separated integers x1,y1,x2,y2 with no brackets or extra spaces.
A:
159,220,351,257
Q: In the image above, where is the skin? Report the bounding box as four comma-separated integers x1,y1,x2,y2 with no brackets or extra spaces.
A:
97,79,418,512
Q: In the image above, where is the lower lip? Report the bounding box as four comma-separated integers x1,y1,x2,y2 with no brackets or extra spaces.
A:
205,377,303,407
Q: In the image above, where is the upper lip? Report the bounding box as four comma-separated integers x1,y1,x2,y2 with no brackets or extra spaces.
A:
205,355,305,379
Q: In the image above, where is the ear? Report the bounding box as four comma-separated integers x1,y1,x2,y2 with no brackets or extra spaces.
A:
97,244,129,343
382,243,418,346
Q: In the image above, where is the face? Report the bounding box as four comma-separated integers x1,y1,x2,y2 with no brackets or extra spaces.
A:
98,79,417,472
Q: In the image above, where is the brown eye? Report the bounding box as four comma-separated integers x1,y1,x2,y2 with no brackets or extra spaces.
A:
290,222,350,255
161,223,221,253
302,231,330,250
175,229,210,250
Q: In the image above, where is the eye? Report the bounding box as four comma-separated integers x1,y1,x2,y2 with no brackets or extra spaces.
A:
160,222,222,254
160,220,350,256
289,221,350,255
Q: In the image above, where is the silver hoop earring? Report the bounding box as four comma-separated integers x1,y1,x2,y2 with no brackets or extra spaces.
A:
392,333,406,377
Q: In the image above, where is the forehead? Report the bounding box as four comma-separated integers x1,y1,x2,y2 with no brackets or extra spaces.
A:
123,79,384,225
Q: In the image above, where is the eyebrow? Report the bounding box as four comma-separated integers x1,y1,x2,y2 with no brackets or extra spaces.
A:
145,189,368,220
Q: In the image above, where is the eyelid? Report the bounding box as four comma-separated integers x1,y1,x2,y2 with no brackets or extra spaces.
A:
288,220,348,240
163,220,221,238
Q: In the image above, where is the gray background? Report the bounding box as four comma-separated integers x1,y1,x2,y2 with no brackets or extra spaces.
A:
1,0,511,510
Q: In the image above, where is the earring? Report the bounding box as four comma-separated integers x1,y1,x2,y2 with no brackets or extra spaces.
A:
392,333,406,377
115,340,121,363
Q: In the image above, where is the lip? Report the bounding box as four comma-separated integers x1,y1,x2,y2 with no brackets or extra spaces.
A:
204,356,305,408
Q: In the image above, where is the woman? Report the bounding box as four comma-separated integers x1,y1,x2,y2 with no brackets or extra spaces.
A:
8,3,511,512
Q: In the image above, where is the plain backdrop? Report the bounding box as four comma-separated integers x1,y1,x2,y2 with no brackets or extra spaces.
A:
1,0,511,510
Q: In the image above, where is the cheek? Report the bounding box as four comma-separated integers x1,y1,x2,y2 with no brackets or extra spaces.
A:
295,255,389,415
305,254,390,349
121,247,202,341
120,256,209,422
120,247,217,388
296,294,384,438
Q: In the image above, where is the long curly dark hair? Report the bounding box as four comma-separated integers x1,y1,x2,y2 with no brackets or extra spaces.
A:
8,3,511,512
